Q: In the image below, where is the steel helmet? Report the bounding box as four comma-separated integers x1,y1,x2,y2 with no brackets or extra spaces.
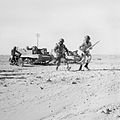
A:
59,38,64,43
13,46,17,50
84,35,90,40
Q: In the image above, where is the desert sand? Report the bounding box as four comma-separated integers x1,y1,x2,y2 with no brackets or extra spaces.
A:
0,55,120,120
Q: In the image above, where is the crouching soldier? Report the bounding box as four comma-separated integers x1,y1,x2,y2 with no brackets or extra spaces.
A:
79,35,92,70
54,38,71,70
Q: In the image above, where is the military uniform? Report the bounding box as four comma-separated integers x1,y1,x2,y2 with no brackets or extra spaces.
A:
79,36,92,70
11,47,21,64
54,39,71,70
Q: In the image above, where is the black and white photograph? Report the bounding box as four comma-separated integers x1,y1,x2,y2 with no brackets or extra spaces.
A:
0,0,120,120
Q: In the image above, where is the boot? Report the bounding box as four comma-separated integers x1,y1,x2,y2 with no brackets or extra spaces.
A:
79,64,83,71
56,66,59,70
84,63,90,70
56,62,60,70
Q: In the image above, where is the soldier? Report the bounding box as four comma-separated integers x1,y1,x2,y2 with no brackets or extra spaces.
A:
79,35,92,70
11,46,21,64
54,38,71,70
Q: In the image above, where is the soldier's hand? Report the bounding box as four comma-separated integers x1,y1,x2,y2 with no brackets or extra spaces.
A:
89,47,92,49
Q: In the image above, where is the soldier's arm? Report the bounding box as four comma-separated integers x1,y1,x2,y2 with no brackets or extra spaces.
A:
54,45,58,53
16,50,21,55
79,43,84,51
64,45,69,53
63,45,70,56
79,45,82,50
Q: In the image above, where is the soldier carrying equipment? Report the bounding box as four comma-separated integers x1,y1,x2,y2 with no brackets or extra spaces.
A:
79,35,99,70
85,40,100,52
54,38,71,70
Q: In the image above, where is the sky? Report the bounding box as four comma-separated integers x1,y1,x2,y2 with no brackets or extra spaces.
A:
0,0,120,55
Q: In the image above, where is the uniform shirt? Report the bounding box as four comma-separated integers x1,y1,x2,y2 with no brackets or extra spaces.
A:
11,49,21,56
54,43,69,55
79,41,92,52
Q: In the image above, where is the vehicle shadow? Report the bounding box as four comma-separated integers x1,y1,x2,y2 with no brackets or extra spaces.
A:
22,65,35,67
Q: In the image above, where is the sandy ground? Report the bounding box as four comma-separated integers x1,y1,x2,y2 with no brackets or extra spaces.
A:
0,55,120,120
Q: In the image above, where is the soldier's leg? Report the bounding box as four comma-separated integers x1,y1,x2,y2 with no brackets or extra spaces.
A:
87,54,92,63
64,56,71,70
56,56,61,70
84,53,92,70
13,55,17,64
11,55,14,63
66,61,71,70
79,53,86,70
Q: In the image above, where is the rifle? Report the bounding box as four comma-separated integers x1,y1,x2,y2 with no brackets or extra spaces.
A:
86,40,100,51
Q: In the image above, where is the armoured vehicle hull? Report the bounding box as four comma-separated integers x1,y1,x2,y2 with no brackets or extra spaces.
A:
15,47,54,66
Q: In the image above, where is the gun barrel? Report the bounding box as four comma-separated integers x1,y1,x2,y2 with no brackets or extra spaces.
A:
92,41,100,48
86,40,100,51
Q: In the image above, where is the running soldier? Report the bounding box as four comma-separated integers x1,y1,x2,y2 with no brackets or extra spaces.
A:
79,35,92,70
54,38,71,70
